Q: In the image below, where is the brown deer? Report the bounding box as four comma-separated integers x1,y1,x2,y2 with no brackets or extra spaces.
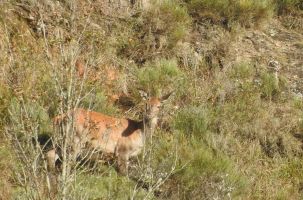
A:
47,92,172,175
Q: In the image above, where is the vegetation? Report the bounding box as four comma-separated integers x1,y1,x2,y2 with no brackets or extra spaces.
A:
184,0,274,27
0,0,303,199
276,0,303,14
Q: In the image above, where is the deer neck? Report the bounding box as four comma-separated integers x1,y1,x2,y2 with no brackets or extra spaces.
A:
142,114,158,139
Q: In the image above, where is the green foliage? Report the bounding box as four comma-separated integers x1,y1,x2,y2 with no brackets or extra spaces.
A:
229,63,255,80
277,157,303,199
216,87,263,141
8,98,51,137
174,105,212,138
218,64,265,138
75,172,148,199
279,158,303,181
137,59,185,95
149,132,180,170
9,100,49,125
172,141,246,199
82,90,119,115
228,63,282,100
181,146,230,178
37,73,59,118
150,0,191,46
260,72,279,99
292,96,303,110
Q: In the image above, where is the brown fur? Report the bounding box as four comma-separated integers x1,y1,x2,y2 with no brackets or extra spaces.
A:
47,94,171,175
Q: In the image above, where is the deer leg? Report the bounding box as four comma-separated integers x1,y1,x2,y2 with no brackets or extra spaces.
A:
116,144,130,175
71,136,81,163
46,149,57,173
46,148,59,198
117,153,129,175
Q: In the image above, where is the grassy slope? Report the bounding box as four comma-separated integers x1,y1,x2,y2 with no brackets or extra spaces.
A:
0,0,303,199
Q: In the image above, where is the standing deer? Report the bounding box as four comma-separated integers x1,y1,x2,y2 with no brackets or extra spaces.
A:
47,92,172,175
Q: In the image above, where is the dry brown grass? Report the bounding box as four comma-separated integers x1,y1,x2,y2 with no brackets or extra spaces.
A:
0,0,303,199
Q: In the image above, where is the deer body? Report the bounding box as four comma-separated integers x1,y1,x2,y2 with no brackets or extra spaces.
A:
48,95,169,175
70,108,146,156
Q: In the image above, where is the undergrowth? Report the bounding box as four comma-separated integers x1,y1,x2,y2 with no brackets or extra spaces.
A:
184,0,274,27
0,0,303,199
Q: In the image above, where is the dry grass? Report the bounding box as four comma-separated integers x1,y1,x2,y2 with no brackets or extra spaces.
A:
0,0,303,199
185,0,274,27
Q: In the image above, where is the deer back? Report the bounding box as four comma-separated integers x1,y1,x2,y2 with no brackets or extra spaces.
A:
53,108,144,154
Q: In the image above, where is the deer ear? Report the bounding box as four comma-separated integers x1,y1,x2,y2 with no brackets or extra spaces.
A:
139,90,148,101
160,91,173,102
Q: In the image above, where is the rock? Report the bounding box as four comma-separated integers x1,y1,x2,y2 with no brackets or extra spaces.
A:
268,60,280,72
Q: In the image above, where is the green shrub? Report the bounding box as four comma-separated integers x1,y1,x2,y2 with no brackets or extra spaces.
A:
260,72,279,99
217,64,264,139
137,59,185,95
229,63,255,80
217,90,262,140
8,98,51,137
292,96,303,110
174,105,212,138
75,172,148,199
278,157,303,199
170,142,246,199
81,90,119,115
279,158,303,180
150,0,191,46
228,63,285,100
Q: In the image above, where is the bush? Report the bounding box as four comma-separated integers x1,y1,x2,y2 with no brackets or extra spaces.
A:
137,59,185,95
165,141,246,199
149,0,191,46
229,63,255,80
81,89,119,115
260,72,280,99
8,99,51,137
118,0,191,63
174,105,212,138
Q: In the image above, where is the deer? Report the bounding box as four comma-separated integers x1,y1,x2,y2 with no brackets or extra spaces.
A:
46,92,172,175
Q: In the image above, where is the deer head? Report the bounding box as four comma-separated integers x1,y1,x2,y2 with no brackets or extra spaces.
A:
142,91,173,135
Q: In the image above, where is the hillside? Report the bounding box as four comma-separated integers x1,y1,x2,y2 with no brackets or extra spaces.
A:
0,0,303,199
